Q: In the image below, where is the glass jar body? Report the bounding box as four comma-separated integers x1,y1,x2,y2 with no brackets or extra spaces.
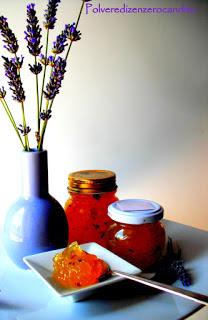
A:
106,220,166,271
65,191,118,247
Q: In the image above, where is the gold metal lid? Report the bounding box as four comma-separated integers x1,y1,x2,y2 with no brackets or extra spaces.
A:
68,170,117,193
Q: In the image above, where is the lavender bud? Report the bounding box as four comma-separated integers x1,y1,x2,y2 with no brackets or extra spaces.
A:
25,3,42,56
2,56,25,103
65,23,81,42
0,16,19,53
48,55,55,67
29,62,42,74
39,53,49,66
40,109,52,120
44,0,61,30
52,28,68,54
0,86,6,99
43,56,66,100
18,124,31,136
11,56,24,69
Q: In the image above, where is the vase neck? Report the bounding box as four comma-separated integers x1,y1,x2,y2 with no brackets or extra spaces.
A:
21,150,49,198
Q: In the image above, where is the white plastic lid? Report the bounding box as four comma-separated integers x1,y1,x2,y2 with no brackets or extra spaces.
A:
108,199,164,225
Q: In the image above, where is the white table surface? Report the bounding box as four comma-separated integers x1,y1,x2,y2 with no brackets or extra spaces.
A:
0,219,208,320
188,307,208,320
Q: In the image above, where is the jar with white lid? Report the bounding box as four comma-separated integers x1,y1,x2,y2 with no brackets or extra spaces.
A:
106,199,166,271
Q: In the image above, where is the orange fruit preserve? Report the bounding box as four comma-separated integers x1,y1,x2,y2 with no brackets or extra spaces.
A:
52,242,109,288
107,199,166,271
65,170,118,247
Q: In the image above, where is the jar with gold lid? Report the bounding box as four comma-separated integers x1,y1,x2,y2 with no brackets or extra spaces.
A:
106,199,166,271
65,170,118,247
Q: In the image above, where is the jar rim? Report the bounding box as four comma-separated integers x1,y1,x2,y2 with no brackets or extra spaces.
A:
68,170,117,193
108,199,164,225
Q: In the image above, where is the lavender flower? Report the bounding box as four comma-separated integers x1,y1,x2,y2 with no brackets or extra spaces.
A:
48,55,55,66
0,87,6,99
40,109,52,120
39,53,50,65
11,56,24,69
52,28,68,54
44,0,61,30
171,260,192,287
43,56,66,100
0,16,19,53
29,62,42,74
25,3,42,56
18,124,31,136
39,54,55,66
65,23,81,42
2,56,25,103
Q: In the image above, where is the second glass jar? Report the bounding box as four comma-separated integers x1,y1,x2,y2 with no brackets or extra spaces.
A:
65,170,118,247
106,199,166,271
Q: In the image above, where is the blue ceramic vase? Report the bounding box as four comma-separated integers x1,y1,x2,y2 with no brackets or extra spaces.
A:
3,150,68,269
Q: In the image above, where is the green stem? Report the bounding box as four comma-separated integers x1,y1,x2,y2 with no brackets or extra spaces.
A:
35,55,40,138
14,53,30,150
65,0,85,61
65,40,73,61
39,29,50,118
75,0,85,29
38,53,57,150
0,99,25,149
38,99,50,151
21,102,30,151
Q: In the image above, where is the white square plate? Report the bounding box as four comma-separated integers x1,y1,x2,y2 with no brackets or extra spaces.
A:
23,242,141,301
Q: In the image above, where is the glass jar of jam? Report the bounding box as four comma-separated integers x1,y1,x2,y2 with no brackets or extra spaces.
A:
65,170,118,247
106,199,166,271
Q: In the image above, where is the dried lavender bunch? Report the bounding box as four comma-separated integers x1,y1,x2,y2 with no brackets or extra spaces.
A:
44,0,61,29
153,238,192,287
0,0,88,151
25,3,42,56
171,260,192,287
2,56,25,103
0,16,19,53
43,57,66,100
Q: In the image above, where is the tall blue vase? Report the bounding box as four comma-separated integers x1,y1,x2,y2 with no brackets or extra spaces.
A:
3,149,68,269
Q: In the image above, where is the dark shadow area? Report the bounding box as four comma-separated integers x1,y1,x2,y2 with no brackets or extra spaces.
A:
76,279,166,316
0,301,24,310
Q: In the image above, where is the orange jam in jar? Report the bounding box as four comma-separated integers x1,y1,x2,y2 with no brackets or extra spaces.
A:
65,170,118,247
106,199,166,271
